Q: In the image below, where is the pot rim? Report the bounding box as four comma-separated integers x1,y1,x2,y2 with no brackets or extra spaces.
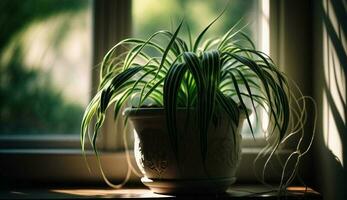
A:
123,107,250,118
123,107,192,117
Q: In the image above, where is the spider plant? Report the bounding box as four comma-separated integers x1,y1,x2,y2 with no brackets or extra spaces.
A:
81,14,297,189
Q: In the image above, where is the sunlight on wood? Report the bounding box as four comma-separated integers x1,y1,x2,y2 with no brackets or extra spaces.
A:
51,188,169,198
287,187,320,194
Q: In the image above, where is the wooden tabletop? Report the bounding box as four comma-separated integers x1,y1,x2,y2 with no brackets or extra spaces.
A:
0,185,321,200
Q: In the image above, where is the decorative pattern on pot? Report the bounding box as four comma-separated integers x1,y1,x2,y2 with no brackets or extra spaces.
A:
135,129,168,179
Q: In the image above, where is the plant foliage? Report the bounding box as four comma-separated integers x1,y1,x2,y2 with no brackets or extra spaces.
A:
81,15,312,190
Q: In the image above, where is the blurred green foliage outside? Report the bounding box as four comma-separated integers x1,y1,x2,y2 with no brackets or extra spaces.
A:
0,0,88,135
133,0,258,45
0,0,259,135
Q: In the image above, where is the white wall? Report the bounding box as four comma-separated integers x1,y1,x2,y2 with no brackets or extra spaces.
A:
313,0,346,199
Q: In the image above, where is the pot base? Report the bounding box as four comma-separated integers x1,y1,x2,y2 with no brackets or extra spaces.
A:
141,177,236,194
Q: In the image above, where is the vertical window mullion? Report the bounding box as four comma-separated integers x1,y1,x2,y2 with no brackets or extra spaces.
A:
92,0,132,151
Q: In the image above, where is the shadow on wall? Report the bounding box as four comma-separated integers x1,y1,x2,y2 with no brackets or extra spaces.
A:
314,0,346,199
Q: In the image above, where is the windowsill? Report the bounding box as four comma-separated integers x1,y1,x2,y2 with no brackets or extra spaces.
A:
0,135,81,149
0,149,320,199
0,148,295,184
0,185,321,199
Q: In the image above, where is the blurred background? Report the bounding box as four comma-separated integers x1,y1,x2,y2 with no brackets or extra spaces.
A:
0,0,261,136
0,0,92,135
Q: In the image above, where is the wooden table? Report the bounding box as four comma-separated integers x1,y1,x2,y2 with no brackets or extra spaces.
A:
0,185,321,200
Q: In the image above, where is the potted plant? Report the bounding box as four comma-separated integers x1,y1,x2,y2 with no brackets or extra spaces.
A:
81,15,309,194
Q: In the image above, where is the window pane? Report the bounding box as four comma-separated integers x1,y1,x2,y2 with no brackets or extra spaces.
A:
133,0,262,45
132,0,268,138
0,0,92,135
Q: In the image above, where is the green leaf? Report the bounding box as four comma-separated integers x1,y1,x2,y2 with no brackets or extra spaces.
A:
227,71,255,138
163,63,187,160
193,6,227,52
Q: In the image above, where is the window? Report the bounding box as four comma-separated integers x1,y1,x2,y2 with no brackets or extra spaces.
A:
0,0,275,184
0,0,134,184
0,0,92,148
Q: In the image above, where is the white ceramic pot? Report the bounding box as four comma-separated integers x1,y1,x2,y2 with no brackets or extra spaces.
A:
125,108,245,194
